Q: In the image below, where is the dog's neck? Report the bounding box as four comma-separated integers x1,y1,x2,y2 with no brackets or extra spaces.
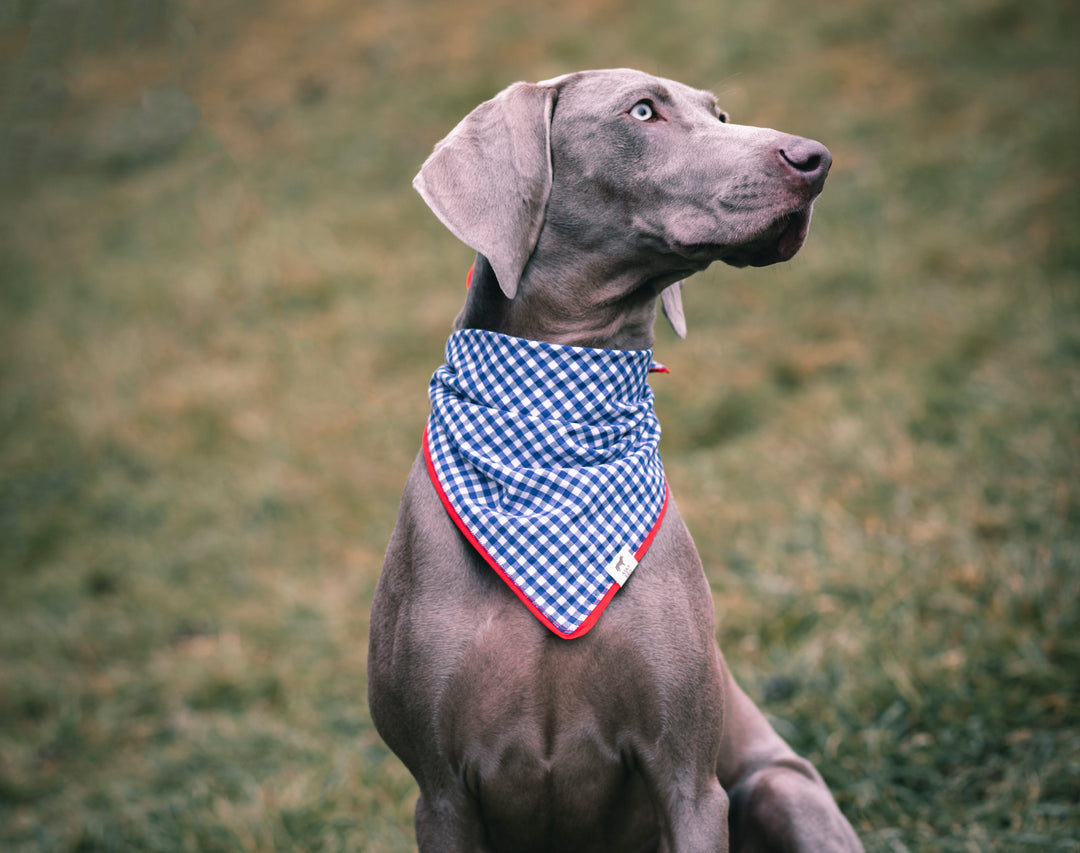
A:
455,253,690,351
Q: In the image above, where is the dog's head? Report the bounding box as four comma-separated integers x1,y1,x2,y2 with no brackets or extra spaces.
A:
414,68,830,339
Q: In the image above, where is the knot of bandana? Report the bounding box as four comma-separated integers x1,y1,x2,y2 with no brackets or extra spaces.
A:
424,328,668,638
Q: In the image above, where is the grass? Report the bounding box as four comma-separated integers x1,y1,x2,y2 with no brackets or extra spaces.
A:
1,0,1078,850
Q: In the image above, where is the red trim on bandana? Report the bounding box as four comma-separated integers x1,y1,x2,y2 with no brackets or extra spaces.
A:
423,429,669,639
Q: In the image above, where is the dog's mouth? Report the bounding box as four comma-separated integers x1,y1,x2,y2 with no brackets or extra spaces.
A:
721,204,814,268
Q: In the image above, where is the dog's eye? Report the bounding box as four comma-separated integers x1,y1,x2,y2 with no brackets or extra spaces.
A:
630,101,654,122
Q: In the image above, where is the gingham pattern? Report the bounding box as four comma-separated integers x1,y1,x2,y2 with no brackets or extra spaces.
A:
424,329,667,637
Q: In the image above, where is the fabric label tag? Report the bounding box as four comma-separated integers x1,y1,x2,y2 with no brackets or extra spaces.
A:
606,547,639,586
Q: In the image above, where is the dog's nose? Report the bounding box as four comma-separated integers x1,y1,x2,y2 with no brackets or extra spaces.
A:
778,137,832,192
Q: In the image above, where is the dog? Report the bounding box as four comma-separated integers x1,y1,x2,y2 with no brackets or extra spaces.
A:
368,68,862,852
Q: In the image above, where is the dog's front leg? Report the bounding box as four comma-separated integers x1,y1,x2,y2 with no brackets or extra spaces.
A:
658,780,730,853
414,788,491,853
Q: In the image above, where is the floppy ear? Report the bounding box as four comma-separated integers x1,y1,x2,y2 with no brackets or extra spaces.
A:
413,82,556,299
661,282,687,338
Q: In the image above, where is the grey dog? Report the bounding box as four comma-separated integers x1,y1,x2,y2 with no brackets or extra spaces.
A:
368,68,862,852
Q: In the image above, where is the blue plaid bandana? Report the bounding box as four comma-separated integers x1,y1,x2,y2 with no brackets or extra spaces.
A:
424,328,668,638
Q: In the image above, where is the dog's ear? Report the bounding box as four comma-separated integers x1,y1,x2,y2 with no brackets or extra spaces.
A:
660,282,687,338
413,82,556,300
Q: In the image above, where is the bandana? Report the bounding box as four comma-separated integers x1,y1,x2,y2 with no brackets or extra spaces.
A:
423,328,668,638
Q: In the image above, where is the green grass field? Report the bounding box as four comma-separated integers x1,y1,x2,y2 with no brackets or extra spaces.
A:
1,0,1078,850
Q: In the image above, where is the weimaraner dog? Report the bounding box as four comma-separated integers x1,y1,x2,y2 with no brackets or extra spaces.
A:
368,68,862,852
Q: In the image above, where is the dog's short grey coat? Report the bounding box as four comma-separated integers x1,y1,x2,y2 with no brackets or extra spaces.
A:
368,68,862,852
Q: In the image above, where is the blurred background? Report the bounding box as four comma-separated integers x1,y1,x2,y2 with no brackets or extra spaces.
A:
1,0,1077,850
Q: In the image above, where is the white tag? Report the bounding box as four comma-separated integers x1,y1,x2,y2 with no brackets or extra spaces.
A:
606,546,639,586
